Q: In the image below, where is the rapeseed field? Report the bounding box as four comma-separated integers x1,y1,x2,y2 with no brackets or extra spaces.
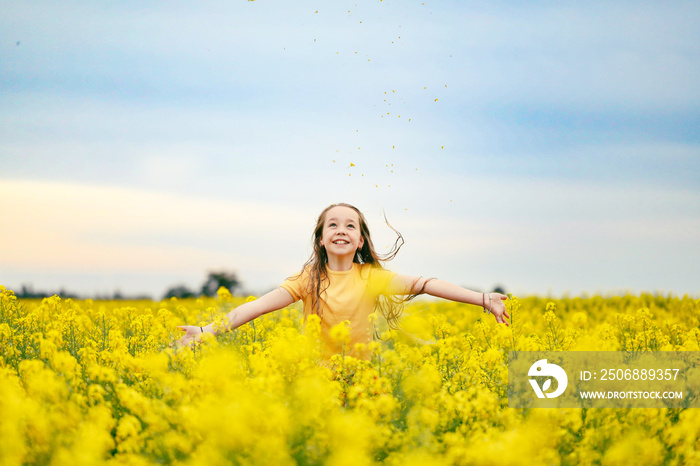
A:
1,285,699,465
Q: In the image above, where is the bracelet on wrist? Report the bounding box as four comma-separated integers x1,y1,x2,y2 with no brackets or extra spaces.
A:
482,292,492,315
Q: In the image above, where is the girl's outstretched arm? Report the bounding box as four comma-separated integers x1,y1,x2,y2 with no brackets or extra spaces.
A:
177,287,295,346
388,275,510,325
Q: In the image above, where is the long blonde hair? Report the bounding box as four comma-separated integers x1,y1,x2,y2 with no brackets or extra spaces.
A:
296,203,427,331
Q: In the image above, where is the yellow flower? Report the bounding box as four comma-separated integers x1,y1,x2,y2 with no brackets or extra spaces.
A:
116,414,143,454
216,286,232,300
329,320,351,345
572,311,588,327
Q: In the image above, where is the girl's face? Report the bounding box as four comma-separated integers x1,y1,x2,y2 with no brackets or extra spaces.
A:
319,205,365,258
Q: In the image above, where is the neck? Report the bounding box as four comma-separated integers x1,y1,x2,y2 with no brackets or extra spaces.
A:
326,254,355,271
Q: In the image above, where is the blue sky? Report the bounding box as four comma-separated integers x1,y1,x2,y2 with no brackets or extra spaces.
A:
2,0,699,298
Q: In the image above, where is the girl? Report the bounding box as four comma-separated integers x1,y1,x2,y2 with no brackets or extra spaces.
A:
178,203,509,359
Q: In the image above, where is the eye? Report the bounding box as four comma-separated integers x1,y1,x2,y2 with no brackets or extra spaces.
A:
328,222,336,227
347,224,355,229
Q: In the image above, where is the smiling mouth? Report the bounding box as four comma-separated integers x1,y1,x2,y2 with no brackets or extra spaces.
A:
332,240,350,245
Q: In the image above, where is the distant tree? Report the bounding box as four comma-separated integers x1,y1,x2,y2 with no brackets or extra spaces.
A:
57,288,79,299
16,284,78,299
163,285,196,299
19,284,38,298
201,271,241,297
492,285,507,295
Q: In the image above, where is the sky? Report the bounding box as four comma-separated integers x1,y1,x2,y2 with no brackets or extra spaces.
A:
1,0,699,299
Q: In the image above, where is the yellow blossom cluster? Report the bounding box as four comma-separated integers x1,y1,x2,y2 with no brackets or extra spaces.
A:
1,284,699,464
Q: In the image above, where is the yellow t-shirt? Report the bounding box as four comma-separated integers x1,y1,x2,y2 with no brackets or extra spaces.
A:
280,263,396,360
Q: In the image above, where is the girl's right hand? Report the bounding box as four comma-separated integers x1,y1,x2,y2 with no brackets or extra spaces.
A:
488,293,511,325
177,325,207,347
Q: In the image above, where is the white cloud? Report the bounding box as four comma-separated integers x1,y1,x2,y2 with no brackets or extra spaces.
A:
3,176,697,297
1,180,309,275
2,1,699,297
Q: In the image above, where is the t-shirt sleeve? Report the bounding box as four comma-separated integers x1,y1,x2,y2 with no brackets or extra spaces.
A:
280,269,308,302
366,265,397,296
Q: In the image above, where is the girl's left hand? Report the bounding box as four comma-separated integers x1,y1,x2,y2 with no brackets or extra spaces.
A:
489,293,510,326
176,325,207,347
